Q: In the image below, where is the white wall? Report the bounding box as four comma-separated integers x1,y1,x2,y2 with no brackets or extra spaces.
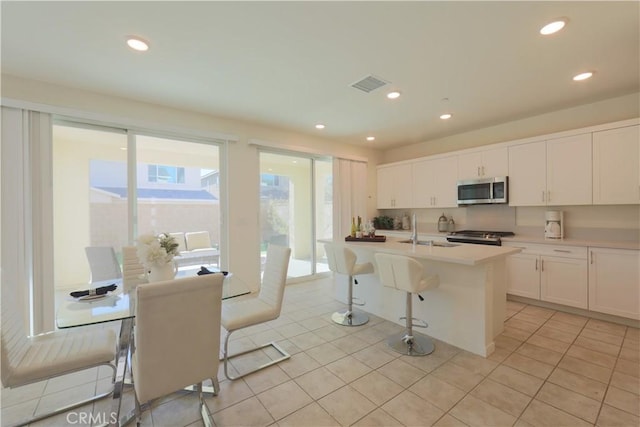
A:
1,74,382,289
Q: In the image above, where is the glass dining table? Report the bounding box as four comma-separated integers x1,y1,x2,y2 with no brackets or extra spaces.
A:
56,269,250,427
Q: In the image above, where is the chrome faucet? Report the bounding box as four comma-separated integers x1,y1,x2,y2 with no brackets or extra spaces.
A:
410,213,418,243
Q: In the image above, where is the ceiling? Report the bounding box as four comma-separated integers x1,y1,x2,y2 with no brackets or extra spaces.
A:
2,1,639,149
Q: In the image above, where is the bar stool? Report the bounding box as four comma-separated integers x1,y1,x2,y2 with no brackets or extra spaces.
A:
374,253,440,356
324,243,374,326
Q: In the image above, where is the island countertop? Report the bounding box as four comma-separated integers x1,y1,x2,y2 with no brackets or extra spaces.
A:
319,236,521,266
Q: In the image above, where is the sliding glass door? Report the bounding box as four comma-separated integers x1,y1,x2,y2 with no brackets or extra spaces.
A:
52,123,221,290
259,151,332,278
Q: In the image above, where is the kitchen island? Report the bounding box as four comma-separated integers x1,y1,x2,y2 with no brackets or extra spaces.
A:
319,237,521,357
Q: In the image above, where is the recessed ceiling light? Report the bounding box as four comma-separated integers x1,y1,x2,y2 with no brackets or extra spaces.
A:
540,19,567,35
315,124,325,129
120,147,127,151
440,113,452,120
573,71,594,81
366,136,375,141
386,91,401,99
126,36,150,52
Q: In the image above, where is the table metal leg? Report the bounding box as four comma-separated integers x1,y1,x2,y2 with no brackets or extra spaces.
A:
108,318,135,427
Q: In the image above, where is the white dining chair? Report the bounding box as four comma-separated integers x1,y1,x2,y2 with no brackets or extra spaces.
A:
132,273,225,426
85,246,122,284
221,244,291,380
1,290,117,426
122,245,146,292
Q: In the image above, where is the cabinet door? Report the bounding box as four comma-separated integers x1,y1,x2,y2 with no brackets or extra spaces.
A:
377,166,395,208
432,156,458,207
393,164,413,208
412,159,434,207
508,141,546,206
546,134,592,205
593,125,640,205
458,152,483,181
506,253,540,299
540,256,588,309
482,147,509,178
589,248,640,320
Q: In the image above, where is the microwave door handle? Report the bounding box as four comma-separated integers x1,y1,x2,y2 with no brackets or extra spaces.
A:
489,183,494,201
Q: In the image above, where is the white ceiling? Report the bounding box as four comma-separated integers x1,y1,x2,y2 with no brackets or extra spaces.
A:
2,1,638,149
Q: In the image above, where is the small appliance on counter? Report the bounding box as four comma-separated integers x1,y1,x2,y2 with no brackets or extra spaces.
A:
438,213,448,232
544,210,564,239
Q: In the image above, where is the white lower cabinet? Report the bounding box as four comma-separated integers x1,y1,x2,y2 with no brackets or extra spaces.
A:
506,253,540,299
505,243,588,309
588,247,640,320
540,255,588,309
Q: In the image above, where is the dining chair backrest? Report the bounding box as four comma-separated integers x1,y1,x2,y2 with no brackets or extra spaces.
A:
122,246,146,291
324,243,357,276
132,274,224,404
85,246,122,283
258,244,291,311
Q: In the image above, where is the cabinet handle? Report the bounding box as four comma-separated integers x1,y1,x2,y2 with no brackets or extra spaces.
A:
541,259,544,272
477,166,481,177
590,251,594,265
553,249,571,253
542,191,545,202
535,259,538,271
482,166,485,176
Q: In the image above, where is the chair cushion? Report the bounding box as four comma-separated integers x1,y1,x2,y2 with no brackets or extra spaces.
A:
185,231,212,251
5,329,116,387
221,297,279,332
353,262,374,276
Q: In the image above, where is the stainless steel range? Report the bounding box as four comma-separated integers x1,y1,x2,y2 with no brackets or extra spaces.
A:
446,230,514,246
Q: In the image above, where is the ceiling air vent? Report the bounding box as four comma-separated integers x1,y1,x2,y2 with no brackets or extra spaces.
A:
350,75,389,93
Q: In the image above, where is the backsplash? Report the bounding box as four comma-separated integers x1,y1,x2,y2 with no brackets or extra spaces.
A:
380,204,639,242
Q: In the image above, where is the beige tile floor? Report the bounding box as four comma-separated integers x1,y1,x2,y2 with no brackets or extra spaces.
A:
2,277,639,427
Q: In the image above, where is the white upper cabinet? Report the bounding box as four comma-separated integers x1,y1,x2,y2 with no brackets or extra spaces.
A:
593,125,640,205
508,140,547,206
377,163,412,209
412,156,458,208
546,133,592,205
509,134,592,206
458,147,509,181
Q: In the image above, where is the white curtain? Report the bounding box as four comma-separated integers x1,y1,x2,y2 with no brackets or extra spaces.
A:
333,158,367,239
1,107,54,334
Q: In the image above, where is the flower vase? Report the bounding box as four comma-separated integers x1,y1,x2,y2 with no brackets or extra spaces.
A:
147,261,177,283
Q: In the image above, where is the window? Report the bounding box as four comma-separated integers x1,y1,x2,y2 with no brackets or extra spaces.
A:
52,123,223,290
147,164,185,184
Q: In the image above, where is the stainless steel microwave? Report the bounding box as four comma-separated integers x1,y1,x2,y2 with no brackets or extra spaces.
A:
457,176,508,205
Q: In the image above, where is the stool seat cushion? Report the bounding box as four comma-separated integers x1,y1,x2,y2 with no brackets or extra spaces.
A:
374,253,439,294
353,262,374,276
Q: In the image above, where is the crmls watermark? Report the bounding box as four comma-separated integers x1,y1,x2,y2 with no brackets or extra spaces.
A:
66,411,118,425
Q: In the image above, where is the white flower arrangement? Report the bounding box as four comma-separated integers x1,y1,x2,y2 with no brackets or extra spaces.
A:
136,233,180,268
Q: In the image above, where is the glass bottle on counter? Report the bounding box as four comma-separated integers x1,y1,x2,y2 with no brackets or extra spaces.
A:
351,217,357,237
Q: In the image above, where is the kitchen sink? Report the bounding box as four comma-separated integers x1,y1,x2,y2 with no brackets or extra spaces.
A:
398,239,460,247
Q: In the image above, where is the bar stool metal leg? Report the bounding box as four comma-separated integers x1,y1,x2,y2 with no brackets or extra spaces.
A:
331,275,369,326
387,292,434,356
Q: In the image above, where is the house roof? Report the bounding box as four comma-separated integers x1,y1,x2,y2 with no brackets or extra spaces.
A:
95,187,217,201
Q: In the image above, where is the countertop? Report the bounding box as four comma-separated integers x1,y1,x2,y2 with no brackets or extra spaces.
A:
320,237,521,266
374,230,640,251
